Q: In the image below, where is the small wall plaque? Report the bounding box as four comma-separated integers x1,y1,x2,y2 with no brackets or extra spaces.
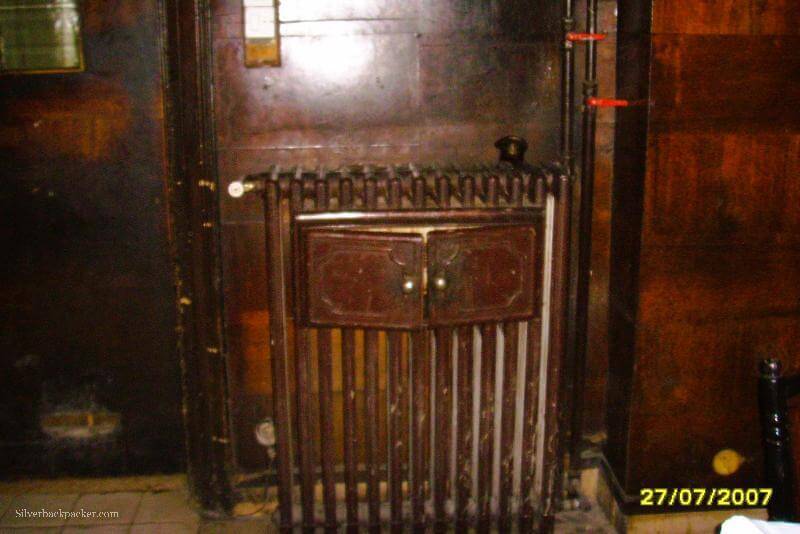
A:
243,0,280,67
0,0,84,74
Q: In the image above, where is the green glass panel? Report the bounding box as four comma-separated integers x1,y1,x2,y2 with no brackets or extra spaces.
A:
0,0,83,72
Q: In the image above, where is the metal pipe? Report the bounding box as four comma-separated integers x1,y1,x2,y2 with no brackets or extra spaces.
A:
411,330,431,528
759,359,796,521
433,327,453,527
388,330,406,527
227,169,272,198
477,323,497,529
569,0,599,479
262,179,294,529
561,0,576,173
455,326,474,529
498,321,519,529
541,173,572,526
365,330,381,528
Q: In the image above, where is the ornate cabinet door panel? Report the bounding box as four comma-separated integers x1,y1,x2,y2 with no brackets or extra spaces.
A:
427,224,540,326
299,229,425,329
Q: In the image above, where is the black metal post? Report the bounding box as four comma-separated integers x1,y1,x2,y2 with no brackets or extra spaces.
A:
569,0,599,478
759,359,796,521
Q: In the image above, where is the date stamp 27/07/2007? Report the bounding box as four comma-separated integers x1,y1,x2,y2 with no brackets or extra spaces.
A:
640,488,772,508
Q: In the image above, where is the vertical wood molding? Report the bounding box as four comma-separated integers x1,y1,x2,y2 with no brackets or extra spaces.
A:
161,0,233,514
604,0,652,489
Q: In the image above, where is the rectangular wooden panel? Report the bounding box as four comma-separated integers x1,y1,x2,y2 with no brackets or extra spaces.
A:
299,230,425,329
652,0,800,36
428,224,540,326
643,130,800,248
649,35,800,129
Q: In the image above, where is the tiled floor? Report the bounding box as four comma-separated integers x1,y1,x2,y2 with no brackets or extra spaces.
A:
0,476,201,534
0,475,615,533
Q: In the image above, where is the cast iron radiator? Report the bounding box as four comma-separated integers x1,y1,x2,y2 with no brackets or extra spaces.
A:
230,162,571,531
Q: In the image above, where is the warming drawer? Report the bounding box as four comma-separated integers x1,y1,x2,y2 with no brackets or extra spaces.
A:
296,221,540,329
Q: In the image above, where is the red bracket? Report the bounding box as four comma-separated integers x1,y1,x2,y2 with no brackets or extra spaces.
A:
566,32,607,42
586,97,646,108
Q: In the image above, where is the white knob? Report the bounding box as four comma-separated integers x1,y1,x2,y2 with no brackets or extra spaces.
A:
402,278,415,294
228,181,246,198
254,418,276,447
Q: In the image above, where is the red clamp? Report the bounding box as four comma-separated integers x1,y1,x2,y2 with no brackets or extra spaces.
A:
586,97,646,107
566,32,607,42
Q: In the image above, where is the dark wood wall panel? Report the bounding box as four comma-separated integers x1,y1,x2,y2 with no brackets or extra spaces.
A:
651,0,800,36
644,128,800,247
638,249,800,323
0,0,182,475
212,0,566,470
648,36,800,130
627,315,800,489
607,0,800,498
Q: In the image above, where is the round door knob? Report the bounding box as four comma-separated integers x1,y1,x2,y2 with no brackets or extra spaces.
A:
433,275,447,291
402,278,416,294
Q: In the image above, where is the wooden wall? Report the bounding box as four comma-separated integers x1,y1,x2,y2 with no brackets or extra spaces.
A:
211,0,566,471
0,1,182,475
0,0,622,482
607,0,800,495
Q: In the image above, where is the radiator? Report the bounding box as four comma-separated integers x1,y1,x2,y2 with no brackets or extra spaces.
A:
231,163,571,531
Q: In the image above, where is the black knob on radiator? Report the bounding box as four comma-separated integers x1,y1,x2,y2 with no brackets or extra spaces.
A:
495,135,529,169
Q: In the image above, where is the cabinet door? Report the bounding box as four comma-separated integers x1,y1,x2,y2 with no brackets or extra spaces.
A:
427,224,540,326
298,229,425,329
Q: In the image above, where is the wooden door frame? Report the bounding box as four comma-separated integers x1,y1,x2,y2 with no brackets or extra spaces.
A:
161,0,233,515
